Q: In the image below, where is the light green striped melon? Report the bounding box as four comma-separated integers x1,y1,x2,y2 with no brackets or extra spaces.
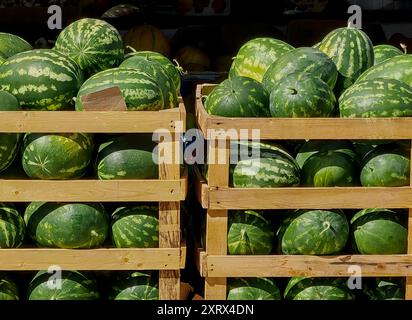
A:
0,203,25,248
373,44,403,65
109,271,158,300
0,273,19,300
227,278,281,300
0,32,32,58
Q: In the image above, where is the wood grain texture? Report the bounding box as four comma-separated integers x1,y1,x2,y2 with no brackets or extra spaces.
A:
80,87,127,111
194,166,209,209
407,143,412,300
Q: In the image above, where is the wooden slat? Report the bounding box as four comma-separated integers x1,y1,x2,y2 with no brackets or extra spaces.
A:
204,255,412,277
0,180,185,202
0,248,180,270
407,142,412,300
194,166,209,209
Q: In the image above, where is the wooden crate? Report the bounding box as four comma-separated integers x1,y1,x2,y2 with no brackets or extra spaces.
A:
0,102,187,300
195,83,412,300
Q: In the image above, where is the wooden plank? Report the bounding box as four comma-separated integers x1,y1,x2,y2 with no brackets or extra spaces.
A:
407,141,412,300
208,187,412,210
0,180,185,202
80,87,127,111
0,248,180,270
194,166,209,209
204,255,412,277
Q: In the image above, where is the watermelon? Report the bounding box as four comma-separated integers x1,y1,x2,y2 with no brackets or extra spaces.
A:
365,278,404,300
0,203,25,248
109,271,158,300
0,54,5,65
269,72,336,117
24,202,109,249
262,47,338,92
356,54,412,87
124,51,181,91
277,210,349,255
228,210,274,255
111,205,159,248
353,141,377,160
0,273,19,300
96,134,157,180
102,4,141,18
205,76,270,117
339,78,412,118
120,55,178,109
55,18,124,77
319,27,374,94
360,144,410,187
373,44,403,65
0,32,32,58
351,208,407,254
28,271,99,300
75,68,164,111
284,277,356,300
231,141,300,188
227,278,281,300
0,49,83,110
21,133,93,180
229,37,294,83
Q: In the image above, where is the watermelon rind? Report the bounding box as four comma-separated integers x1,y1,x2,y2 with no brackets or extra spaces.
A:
0,203,25,248
227,278,281,300
109,271,158,300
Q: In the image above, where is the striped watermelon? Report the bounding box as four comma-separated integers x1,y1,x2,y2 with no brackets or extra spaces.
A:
269,73,336,117
339,79,412,118
109,271,158,300
111,205,159,248
0,273,19,300
21,133,93,180
227,278,281,300
75,68,164,111
102,4,141,18
278,209,349,255
356,54,412,88
96,135,157,180
28,271,99,300
0,49,83,110
120,55,178,109
124,25,171,57
228,210,274,255
373,44,403,65
25,202,109,249
0,32,32,58
365,278,404,300
351,209,407,254
0,54,5,65
0,203,25,248
55,18,124,76
229,38,294,83
262,47,338,92
231,141,300,188
205,76,270,117
319,27,374,94
284,277,355,300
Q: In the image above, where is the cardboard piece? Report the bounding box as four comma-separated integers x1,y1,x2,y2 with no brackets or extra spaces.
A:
80,86,127,111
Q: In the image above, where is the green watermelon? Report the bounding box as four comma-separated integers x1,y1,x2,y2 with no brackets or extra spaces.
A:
28,271,99,300
269,72,336,117
0,54,5,65
120,55,178,109
0,203,25,248
339,78,412,118
55,18,124,76
229,37,294,83
21,133,93,180
356,54,412,87
205,76,269,117
123,51,181,91
96,134,157,180
228,210,274,255
0,49,83,110
262,47,338,92
24,202,109,249
75,68,164,111
360,144,410,187
102,4,141,18
365,278,404,300
278,209,349,255
109,271,158,300
284,277,356,300
373,44,403,65
231,141,300,188
0,273,19,300
353,141,377,160
227,278,281,300
0,33,32,58
111,205,159,248
351,208,407,254
319,27,374,94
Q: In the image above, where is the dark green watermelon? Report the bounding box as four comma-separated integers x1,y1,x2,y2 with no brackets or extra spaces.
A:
351,208,407,254
0,32,32,58
269,72,336,117
205,76,269,117
373,44,403,65
228,210,274,255
277,209,349,255
365,278,404,300
0,203,25,248
24,202,109,249
0,273,19,300
109,271,158,300
28,271,99,300
227,278,281,300
102,4,141,18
